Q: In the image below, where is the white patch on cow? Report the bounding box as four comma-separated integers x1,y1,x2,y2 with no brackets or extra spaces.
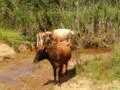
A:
39,36,44,46
36,34,44,47
52,29,74,41
37,34,39,47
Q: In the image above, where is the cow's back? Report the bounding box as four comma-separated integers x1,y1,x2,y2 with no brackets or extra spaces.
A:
52,29,72,41
47,42,71,66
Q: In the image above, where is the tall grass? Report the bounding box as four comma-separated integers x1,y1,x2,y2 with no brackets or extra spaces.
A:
73,0,120,47
0,28,24,48
0,0,120,46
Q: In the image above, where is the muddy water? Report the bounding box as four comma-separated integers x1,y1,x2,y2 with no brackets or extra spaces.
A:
0,52,54,90
0,48,111,89
0,61,34,84
72,48,112,65
74,47,111,54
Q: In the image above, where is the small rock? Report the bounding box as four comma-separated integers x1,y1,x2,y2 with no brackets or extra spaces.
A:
0,43,16,59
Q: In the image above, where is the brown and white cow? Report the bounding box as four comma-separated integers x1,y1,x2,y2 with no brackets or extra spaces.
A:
34,39,71,84
36,29,74,47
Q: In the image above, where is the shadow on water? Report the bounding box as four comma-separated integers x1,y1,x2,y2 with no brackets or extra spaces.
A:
43,67,76,85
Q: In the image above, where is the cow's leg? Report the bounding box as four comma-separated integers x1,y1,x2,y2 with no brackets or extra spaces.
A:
53,66,57,83
58,64,63,84
65,62,68,75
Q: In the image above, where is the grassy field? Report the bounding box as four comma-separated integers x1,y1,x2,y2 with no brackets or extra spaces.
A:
76,43,120,84
0,28,24,48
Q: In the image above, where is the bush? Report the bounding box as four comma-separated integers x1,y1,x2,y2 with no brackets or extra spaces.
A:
0,0,120,47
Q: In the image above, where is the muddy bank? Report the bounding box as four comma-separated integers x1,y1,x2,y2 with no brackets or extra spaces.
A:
0,51,54,90
0,47,115,90
74,47,112,53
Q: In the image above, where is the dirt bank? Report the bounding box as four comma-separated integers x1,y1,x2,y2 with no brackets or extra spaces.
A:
0,43,15,59
0,48,119,90
0,51,54,90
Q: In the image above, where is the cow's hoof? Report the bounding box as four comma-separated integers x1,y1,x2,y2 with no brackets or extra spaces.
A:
58,83,62,86
53,81,57,85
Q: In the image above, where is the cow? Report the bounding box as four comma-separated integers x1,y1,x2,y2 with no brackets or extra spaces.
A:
34,40,72,84
36,29,74,47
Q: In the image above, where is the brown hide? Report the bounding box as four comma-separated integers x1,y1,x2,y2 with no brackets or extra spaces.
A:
34,41,71,84
47,42,71,67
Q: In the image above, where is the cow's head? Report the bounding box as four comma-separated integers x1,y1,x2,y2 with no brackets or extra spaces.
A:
33,47,47,63
36,32,52,47
34,31,52,63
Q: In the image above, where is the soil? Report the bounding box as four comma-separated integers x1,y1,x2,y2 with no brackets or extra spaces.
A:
0,51,54,90
0,48,119,90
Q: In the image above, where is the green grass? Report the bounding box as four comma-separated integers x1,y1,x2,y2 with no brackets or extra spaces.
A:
112,43,120,80
111,86,120,90
0,28,24,48
85,58,115,83
76,43,120,84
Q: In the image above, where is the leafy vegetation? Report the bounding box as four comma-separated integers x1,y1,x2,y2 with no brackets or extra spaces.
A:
0,0,120,47
0,28,24,48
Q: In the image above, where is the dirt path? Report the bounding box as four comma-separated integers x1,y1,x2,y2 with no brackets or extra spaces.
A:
0,48,119,90
0,51,77,90
0,52,55,90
